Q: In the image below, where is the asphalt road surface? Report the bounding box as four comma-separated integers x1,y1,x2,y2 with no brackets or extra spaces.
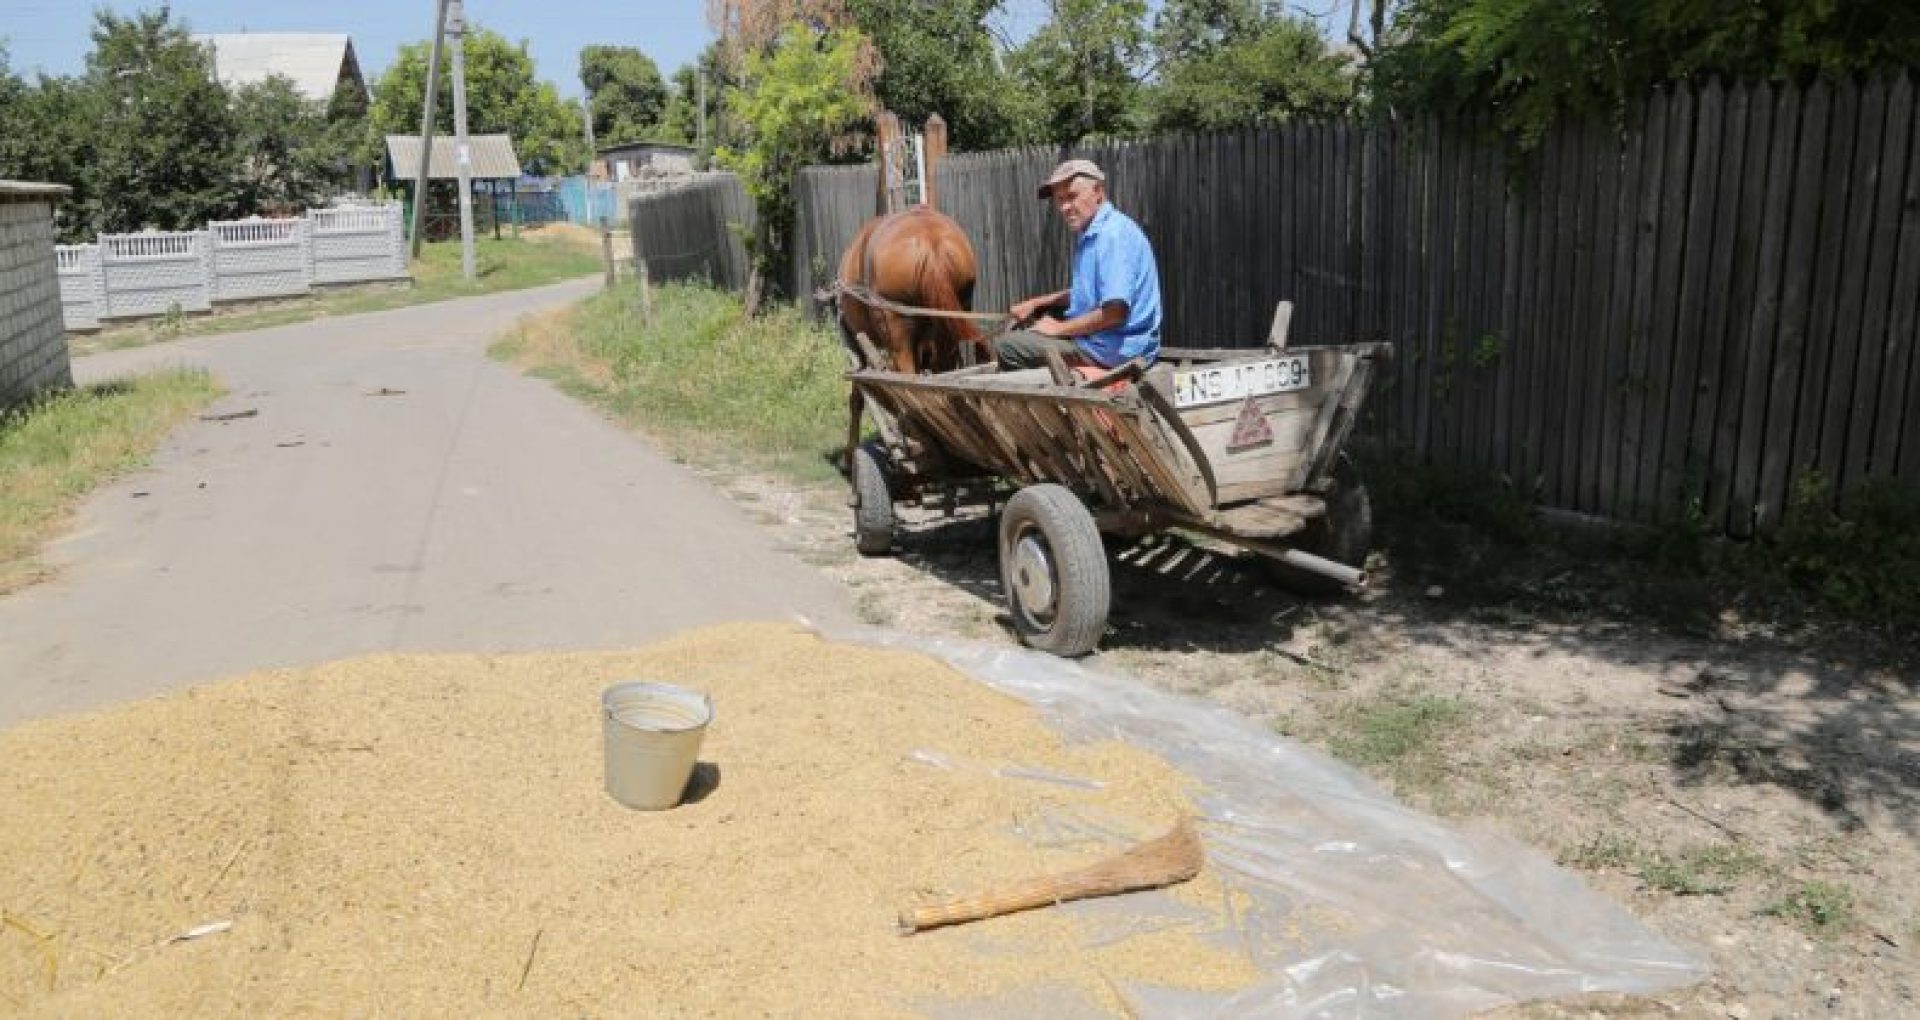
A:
0,278,852,728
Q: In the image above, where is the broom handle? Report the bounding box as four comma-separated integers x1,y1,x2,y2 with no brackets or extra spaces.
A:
899,819,1202,933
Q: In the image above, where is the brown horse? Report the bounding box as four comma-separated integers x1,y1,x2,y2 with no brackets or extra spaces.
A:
836,206,989,376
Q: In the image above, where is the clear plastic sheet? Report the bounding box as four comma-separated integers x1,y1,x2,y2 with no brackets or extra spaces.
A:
829,625,1707,1018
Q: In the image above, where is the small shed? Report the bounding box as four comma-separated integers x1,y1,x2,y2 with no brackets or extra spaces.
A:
596,141,696,182
383,135,525,239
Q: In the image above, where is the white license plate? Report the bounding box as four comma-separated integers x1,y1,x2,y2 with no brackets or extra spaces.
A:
1172,356,1311,409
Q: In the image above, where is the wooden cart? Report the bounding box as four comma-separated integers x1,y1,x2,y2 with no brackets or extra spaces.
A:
845,303,1390,656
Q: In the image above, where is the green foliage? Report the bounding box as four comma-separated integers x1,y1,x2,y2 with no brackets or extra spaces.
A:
716,26,874,301
1009,0,1150,141
1327,690,1467,770
367,25,586,175
499,282,848,480
1740,472,1920,637
848,0,1037,149
580,46,670,146
1373,0,1920,147
230,76,344,212
84,9,242,232
1149,0,1354,132
655,45,735,157
1762,880,1857,936
1562,834,1762,896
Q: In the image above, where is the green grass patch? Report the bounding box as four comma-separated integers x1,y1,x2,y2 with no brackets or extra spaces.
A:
1561,834,1764,896
1762,880,1857,936
73,231,604,355
0,370,222,590
1322,688,1470,796
491,281,848,482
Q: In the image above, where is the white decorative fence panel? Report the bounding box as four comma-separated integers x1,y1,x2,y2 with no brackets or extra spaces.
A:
54,244,103,330
209,218,311,301
310,205,406,285
56,203,410,331
99,231,212,319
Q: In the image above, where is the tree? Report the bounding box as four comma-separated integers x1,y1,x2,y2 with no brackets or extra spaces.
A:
84,9,241,233
715,24,876,311
1148,1,1354,132
230,76,342,212
1371,0,1920,147
1008,0,1150,141
846,0,1035,150
580,45,670,145
367,25,586,176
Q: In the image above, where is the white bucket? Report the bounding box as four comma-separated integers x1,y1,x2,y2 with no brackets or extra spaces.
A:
601,681,712,811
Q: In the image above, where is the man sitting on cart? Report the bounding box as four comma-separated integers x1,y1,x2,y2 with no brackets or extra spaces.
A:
997,159,1163,372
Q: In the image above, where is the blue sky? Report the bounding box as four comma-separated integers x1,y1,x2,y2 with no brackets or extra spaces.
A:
0,0,1061,98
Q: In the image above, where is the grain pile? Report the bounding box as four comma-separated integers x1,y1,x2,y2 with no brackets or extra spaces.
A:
0,623,1257,1015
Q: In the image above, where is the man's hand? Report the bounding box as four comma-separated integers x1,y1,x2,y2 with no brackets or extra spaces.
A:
1031,316,1067,337
1010,296,1047,323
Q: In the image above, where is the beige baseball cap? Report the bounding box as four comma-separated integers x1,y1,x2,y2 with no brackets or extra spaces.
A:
1036,158,1106,199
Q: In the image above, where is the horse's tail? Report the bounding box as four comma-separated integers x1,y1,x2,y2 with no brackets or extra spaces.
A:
916,242,983,370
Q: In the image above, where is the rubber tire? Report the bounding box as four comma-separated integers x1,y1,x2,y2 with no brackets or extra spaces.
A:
852,441,895,556
998,484,1111,657
1265,454,1374,597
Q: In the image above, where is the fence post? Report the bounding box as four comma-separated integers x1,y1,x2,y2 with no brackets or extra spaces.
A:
639,257,651,319
602,225,615,286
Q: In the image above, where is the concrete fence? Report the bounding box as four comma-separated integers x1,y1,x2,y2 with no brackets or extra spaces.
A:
54,203,409,331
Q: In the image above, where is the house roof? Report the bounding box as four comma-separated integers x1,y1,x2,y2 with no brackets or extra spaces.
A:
196,33,365,103
385,135,525,181
597,141,697,157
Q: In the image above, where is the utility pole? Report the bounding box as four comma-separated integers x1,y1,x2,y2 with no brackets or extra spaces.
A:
408,0,449,259
448,0,476,281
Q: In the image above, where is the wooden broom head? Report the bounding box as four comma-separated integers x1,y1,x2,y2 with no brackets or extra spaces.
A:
898,816,1205,935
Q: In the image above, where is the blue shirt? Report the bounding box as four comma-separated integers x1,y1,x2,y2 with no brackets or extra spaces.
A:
1068,202,1162,367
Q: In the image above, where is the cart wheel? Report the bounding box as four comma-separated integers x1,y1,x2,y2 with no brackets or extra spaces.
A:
852,441,895,556
1266,453,1373,596
998,484,1110,656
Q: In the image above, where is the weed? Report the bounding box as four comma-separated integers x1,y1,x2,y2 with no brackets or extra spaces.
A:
495,281,847,483
1561,834,1762,897
1639,843,1763,896
1561,832,1640,871
0,370,221,590
1324,688,1468,796
1762,880,1857,936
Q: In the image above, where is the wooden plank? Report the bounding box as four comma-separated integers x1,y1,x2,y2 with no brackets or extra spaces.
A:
1704,81,1768,529
1850,74,1916,486
1472,123,1507,472
1755,79,1831,531
1490,129,1525,483
1617,93,1671,520
1668,78,1727,517
1881,77,1920,481
1637,83,1697,519
1557,115,1605,511
1595,100,1648,518
1728,81,1805,536
1571,116,1619,509
1815,76,1885,498
1791,77,1861,498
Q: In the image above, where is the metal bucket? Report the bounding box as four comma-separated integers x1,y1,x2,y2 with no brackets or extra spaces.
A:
601,681,712,811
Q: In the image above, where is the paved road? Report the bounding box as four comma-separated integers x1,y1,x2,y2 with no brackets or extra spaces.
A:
0,278,852,728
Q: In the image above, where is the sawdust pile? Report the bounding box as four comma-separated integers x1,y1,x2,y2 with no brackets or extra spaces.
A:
0,623,1257,1014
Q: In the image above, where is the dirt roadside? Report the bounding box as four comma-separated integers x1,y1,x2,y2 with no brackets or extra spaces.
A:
687,458,1916,1019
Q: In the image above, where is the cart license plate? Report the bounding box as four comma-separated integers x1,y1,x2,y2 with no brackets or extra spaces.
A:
1172,356,1311,409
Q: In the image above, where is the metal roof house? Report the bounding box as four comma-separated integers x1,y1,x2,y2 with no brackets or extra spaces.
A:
195,33,367,104
595,141,697,182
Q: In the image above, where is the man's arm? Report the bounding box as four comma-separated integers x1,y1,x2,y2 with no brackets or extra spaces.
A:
1033,300,1128,338
1011,289,1071,323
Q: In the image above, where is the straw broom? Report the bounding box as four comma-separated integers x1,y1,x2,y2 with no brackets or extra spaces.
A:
898,817,1204,934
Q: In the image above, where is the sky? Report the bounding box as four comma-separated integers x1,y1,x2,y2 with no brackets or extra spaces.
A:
0,0,1062,98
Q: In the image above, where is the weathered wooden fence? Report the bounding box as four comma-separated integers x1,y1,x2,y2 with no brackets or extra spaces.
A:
628,73,1920,535
628,174,755,292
